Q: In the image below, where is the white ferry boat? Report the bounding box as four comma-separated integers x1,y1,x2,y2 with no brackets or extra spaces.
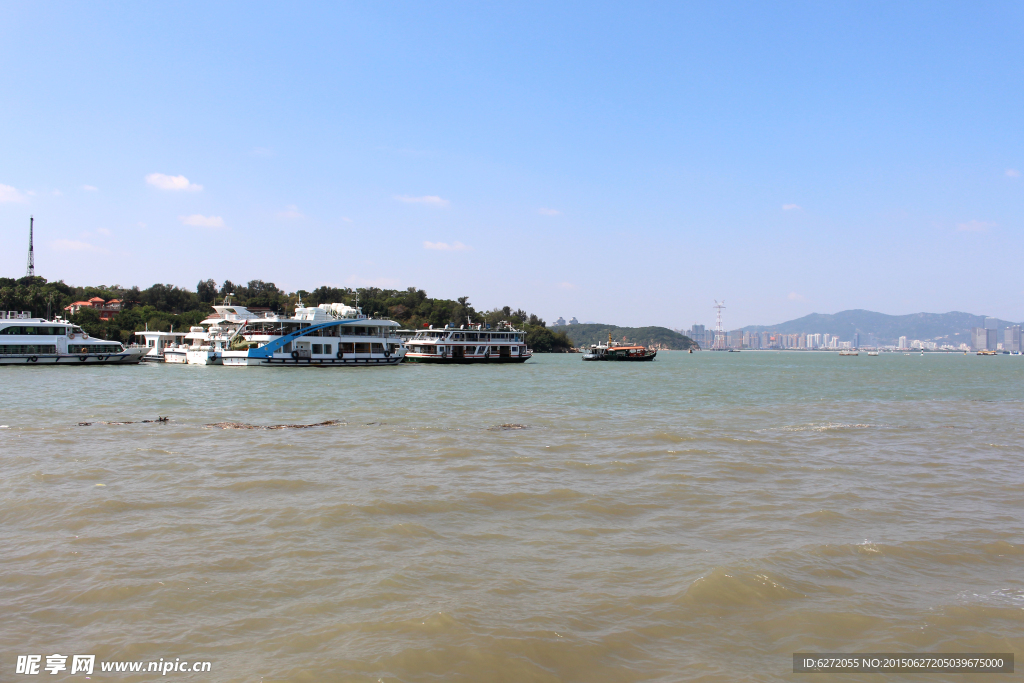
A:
134,329,187,362
161,297,261,364
0,311,146,365
220,301,406,367
404,321,532,363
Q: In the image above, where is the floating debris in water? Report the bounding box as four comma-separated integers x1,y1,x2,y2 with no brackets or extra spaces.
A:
205,420,343,430
488,423,530,431
77,417,170,427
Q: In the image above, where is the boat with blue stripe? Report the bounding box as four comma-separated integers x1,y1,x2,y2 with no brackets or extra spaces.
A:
219,301,406,367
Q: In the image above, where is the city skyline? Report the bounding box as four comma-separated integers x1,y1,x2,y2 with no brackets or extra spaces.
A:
2,3,1023,328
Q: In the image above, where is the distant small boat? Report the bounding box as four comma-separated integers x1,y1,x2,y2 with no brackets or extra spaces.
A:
839,350,858,356
583,333,657,361
867,351,878,356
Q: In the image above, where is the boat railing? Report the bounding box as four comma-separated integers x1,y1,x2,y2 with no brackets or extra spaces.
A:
2,311,32,319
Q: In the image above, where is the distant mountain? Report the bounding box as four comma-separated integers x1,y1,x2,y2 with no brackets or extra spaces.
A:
550,323,696,350
741,310,1021,346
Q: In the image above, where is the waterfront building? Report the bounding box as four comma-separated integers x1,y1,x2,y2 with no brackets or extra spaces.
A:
555,317,566,326
1005,325,1021,353
688,324,707,348
972,327,997,351
63,297,122,321
853,332,860,348
898,336,908,350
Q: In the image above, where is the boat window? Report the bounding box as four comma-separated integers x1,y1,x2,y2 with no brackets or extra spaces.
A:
312,344,323,354
283,343,292,353
1,344,59,354
324,344,332,354
355,342,370,354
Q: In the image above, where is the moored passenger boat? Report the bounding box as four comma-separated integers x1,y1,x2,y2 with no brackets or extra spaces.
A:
0,311,146,365
134,329,187,362
220,301,406,367
404,321,532,363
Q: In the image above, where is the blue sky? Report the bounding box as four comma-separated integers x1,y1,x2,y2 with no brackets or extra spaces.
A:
1,2,1021,328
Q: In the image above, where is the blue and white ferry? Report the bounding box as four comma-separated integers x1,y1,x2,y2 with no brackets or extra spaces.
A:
219,301,406,367
0,311,147,365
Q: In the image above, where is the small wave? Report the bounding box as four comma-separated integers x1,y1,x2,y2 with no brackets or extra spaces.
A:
221,479,319,493
761,422,875,433
957,588,1024,607
679,567,805,607
487,423,530,431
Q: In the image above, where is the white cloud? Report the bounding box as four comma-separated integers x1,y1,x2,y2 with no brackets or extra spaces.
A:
423,240,471,251
82,185,98,192
396,195,449,207
782,204,801,211
250,147,274,158
538,208,561,216
0,184,27,202
96,228,112,236
557,282,577,290
51,239,109,254
1007,169,1021,178
179,214,226,228
276,204,305,219
957,220,994,232
52,189,63,196
340,216,353,223
788,292,805,301
146,173,203,191
26,190,36,196
137,222,147,228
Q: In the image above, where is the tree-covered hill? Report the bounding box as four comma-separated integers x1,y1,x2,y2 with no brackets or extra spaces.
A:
0,276,572,351
550,323,696,350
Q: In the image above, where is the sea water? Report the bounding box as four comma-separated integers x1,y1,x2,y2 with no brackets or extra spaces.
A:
2,352,1022,681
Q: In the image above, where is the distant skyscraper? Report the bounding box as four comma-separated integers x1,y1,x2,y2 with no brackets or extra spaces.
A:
688,324,706,348
1006,325,1021,353
853,332,860,348
898,336,908,349
972,327,997,351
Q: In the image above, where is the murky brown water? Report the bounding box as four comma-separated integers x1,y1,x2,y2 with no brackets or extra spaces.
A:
2,352,1022,681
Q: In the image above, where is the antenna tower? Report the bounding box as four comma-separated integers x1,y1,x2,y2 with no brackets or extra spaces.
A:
712,300,726,350
26,216,35,278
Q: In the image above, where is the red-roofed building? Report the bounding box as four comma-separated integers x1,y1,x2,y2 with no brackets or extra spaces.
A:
64,297,123,321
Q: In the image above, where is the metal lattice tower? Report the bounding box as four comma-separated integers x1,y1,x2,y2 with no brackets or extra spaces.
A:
26,216,35,278
712,300,726,350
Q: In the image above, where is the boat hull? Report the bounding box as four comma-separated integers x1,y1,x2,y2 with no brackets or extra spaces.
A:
186,350,222,365
223,355,406,367
582,354,656,361
0,348,147,365
405,355,530,364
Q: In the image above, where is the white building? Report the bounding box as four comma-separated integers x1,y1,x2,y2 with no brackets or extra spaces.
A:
898,336,908,350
